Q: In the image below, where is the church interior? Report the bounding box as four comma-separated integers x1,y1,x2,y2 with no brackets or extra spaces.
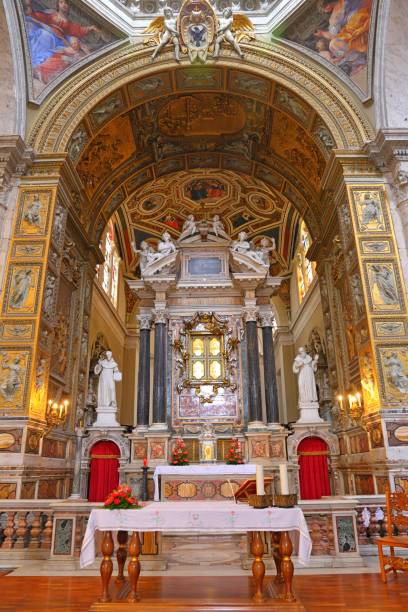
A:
1,0,408,609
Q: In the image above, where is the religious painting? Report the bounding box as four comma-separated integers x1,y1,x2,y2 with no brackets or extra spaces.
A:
134,442,147,460
270,110,325,191
52,517,75,556
250,438,268,458
77,115,136,196
2,264,43,316
176,67,222,90
12,241,46,258
20,0,121,98
334,515,358,554
378,346,408,401
229,70,271,102
0,349,31,411
128,72,172,102
312,118,335,154
351,189,388,233
274,86,310,126
365,262,404,313
386,422,408,447
0,321,35,342
184,178,227,204
15,190,53,237
373,320,407,339
281,0,376,96
88,91,125,130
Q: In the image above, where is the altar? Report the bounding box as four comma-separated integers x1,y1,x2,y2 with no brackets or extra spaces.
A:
80,501,312,608
153,464,258,501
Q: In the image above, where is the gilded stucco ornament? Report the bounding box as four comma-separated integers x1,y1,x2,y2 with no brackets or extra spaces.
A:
145,0,254,64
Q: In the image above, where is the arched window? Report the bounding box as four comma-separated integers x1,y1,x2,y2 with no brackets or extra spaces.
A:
99,221,120,308
296,221,316,302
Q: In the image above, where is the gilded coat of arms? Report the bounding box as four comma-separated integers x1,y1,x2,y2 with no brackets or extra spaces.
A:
145,0,254,64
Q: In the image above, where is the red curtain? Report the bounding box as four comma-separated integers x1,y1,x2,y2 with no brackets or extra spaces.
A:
298,437,331,500
88,440,120,502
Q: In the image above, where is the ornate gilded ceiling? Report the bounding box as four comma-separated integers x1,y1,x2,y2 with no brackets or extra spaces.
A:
68,66,334,259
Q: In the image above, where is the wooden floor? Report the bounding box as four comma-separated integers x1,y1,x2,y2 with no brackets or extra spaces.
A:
0,574,406,611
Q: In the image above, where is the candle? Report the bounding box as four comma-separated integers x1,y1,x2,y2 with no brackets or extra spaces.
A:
143,456,148,467
279,463,289,495
255,465,265,495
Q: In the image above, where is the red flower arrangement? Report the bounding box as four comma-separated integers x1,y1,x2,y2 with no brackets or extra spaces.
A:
103,483,141,510
170,437,189,465
225,438,244,465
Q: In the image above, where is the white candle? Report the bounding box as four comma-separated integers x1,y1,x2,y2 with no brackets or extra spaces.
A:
279,464,289,495
255,465,265,495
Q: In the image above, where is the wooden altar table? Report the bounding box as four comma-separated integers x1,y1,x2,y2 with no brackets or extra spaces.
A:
153,464,258,501
80,501,312,608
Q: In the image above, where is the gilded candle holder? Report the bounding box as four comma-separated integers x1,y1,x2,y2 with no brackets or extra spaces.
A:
247,494,269,509
272,494,298,508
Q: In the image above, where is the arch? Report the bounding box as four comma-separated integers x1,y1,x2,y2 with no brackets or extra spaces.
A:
88,439,120,502
28,42,373,153
298,436,330,500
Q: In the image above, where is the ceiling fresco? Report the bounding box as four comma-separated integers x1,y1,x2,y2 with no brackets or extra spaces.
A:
115,169,298,274
17,0,124,100
280,0,377,98
68,67,335,250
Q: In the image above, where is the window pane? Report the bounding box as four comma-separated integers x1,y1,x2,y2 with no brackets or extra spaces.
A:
192,360,205,380
192,337,204,356
209,360,221,379
209,337,221,356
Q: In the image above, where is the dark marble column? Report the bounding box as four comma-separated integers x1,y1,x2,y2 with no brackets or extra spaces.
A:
152,311,167,427
136,315,151,428
260,313,279,424
245,311,263,425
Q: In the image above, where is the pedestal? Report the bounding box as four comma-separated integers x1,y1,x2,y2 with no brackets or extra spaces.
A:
93,405,120,428
297,401,324,424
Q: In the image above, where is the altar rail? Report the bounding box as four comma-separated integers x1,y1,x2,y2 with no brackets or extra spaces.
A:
0,496,386,564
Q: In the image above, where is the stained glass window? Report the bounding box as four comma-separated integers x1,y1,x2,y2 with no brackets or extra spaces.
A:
99,221,120,308
296,221,316,303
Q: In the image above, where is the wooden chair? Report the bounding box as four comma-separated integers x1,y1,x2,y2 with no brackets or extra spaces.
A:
377,485,408,582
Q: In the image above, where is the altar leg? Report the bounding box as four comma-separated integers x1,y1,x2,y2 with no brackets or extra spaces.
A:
271,532,284,584
280,530,295,602
100,531,114,603
127,531,141,603
115,530,128,584
251,531,266,603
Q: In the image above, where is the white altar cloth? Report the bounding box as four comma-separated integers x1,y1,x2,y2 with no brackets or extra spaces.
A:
80,501,312,568
153,464,257,501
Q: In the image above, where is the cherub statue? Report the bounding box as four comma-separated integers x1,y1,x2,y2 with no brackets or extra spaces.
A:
213,8,253,59
211,215,229,240
178,214,197,241
149,7,181,62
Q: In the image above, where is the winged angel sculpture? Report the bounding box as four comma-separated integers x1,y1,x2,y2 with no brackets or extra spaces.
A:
145,0,254,64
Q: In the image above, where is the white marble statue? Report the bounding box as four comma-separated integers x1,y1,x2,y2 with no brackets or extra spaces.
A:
231,231,251,255
94,351,122,407
211,215,230,240
293,347,319,403
132,240,156,272
213,8,244,59
253,237,275,266
151,7,180,62
178,215,197,241
157,231,177,257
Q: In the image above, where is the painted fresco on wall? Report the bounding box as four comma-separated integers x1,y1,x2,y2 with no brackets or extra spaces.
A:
0,349,31,411
184,179,227,204
378,347,408,400
281,0,375,96
21,0,120,97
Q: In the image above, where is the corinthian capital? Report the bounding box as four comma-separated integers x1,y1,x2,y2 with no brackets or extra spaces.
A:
154,310,168,325
138,315,152,330
259,312,275,328
243,308,258,323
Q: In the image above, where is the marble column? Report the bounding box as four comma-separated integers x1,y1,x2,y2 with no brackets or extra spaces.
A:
244,310,264,427
259,313,279,426
69,427,85,499
136,315,151,430
151,311,168,429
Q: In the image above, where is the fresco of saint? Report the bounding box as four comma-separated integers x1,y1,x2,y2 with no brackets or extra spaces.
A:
22,0,116,89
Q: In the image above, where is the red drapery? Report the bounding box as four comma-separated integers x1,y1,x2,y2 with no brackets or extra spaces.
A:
298,436,331,500
88,440,120,502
